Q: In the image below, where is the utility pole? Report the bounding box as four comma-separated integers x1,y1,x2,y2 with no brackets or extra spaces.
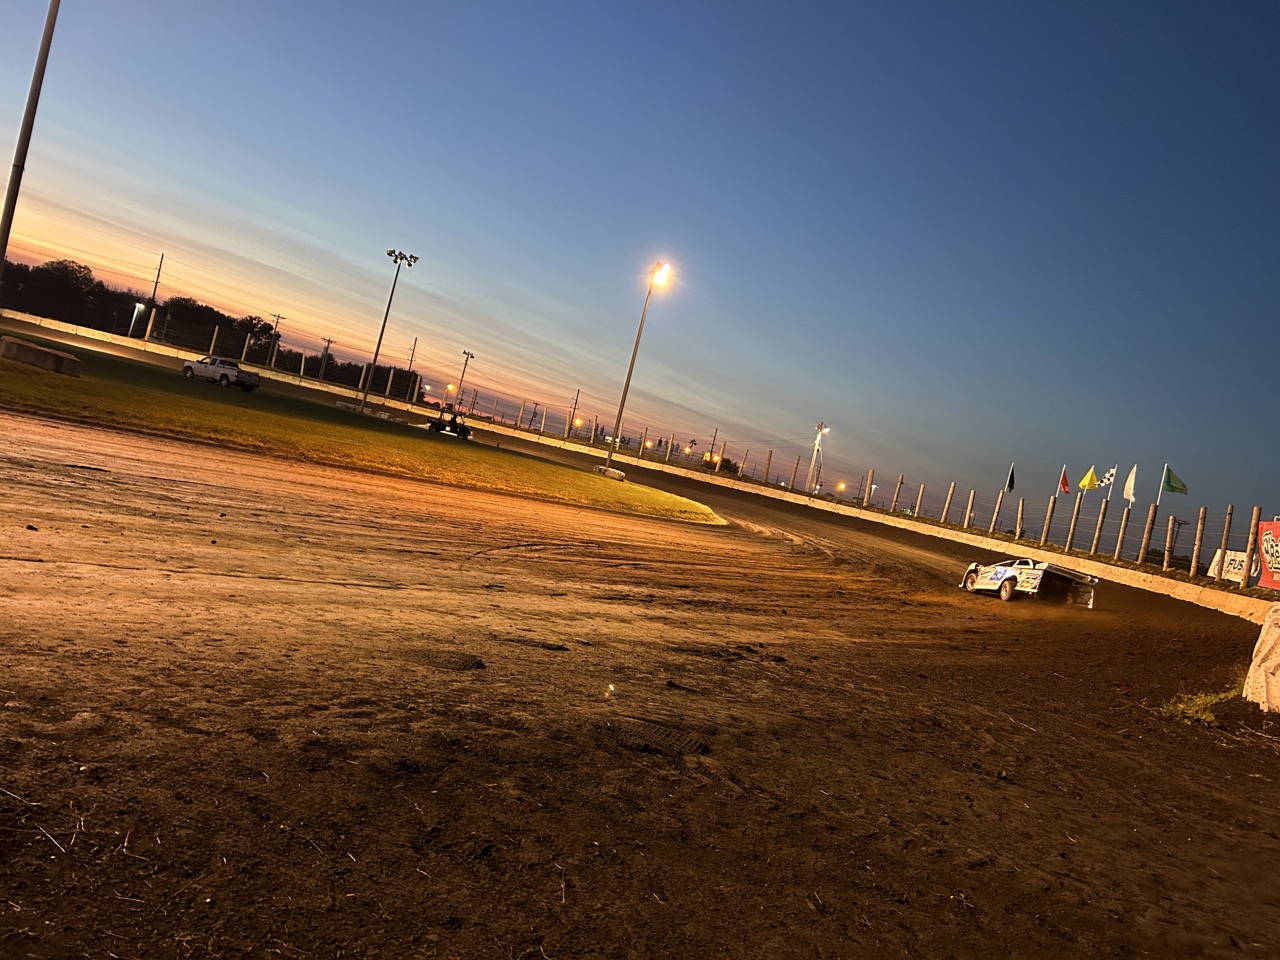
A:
405,337,417,402
142,253,165,339
455,350,474,410
318,338,333,380
567,389,580,437
271,313,289,366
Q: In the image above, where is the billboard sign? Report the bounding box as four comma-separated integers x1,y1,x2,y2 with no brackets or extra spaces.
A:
1258,521,1280,592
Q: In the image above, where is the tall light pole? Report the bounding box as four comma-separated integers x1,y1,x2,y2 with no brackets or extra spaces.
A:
454,350,474,410
601,260,672,474
804,422,829,494
360,248,417,413
0,0,60,298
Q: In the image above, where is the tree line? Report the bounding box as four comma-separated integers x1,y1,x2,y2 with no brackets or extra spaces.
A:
0,257,425,401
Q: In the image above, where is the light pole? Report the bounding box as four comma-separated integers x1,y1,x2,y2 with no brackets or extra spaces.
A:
804,422,829,494
0,0,60,299
127,301,145,337
454,350,474,410
359,248,417,414
601,260,672,474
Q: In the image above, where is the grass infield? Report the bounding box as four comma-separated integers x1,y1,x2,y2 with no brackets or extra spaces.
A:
0,341,720,524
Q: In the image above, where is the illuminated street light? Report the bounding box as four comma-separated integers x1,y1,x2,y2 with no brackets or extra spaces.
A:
804,422,830,494
598,261,672,476
360,248,417,413
127,301,146,338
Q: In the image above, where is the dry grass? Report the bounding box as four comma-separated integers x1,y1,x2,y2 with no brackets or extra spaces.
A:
1156,666,1250,726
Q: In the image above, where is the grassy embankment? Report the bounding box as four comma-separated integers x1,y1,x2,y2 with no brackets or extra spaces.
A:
0,344,720,524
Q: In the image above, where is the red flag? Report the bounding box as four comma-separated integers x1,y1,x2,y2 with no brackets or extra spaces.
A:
1058,465,1069,494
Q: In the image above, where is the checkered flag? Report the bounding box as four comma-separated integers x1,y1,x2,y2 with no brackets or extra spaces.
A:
1099,466,1116,488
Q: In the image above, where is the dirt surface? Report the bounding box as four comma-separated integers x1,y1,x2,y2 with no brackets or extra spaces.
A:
2,411,1278,959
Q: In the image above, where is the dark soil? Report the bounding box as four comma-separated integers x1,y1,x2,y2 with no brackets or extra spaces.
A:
2,412,1277,959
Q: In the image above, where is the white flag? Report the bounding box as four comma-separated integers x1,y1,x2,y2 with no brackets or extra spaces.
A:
1099,466,1116,488
1122,465,1138,503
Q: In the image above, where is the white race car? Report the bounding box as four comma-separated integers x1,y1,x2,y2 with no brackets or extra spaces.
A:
960,558,1096,608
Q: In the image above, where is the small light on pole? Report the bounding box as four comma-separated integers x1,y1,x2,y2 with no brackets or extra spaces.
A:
601,260,672,474
360,248,417,413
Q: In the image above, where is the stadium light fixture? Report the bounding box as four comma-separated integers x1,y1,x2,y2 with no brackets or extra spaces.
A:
359,249,416,414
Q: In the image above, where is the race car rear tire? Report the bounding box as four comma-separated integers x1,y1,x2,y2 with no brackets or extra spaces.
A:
963,572,978,592
998,579,1017,602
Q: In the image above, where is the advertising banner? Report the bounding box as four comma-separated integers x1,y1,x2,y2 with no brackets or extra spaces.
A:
1207,549,1260,586
1257,521,1280,592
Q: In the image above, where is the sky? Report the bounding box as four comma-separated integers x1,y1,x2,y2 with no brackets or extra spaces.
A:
1,1,1276,527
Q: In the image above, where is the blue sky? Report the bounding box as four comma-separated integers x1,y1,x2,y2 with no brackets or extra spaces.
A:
2,1,1276,525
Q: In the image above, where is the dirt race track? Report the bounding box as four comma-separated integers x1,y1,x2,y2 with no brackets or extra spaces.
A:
2,411,1278,959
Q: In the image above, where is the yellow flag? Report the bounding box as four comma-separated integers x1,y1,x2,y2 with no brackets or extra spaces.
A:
1078,465,1099,490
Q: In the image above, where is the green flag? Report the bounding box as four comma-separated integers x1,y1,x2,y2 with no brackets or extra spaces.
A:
1161,465,1188,495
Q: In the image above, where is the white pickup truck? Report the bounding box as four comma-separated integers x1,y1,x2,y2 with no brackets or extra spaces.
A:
182,356,260,392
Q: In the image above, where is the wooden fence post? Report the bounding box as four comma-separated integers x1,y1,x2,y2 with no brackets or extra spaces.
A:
1213,505,1234,580
1239,506,1262,591
1190,506,1207,576
1064,492,1084,552
1040,496,1057,546
789,456,801,490
1089,498,1109,555
1163,514,1177,570
1137,503,1159,565
209,327,219,355
865,469,876,507
941,482,956,524
762,450,772,483
1015,498,1025,539
989,490,1005,533
914,483,925,517
890,474,904,512
962,489,975,528
1113,505,1131,560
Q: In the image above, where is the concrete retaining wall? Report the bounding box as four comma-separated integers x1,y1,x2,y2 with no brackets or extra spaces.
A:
1,335,80,375
484,423,1275,625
